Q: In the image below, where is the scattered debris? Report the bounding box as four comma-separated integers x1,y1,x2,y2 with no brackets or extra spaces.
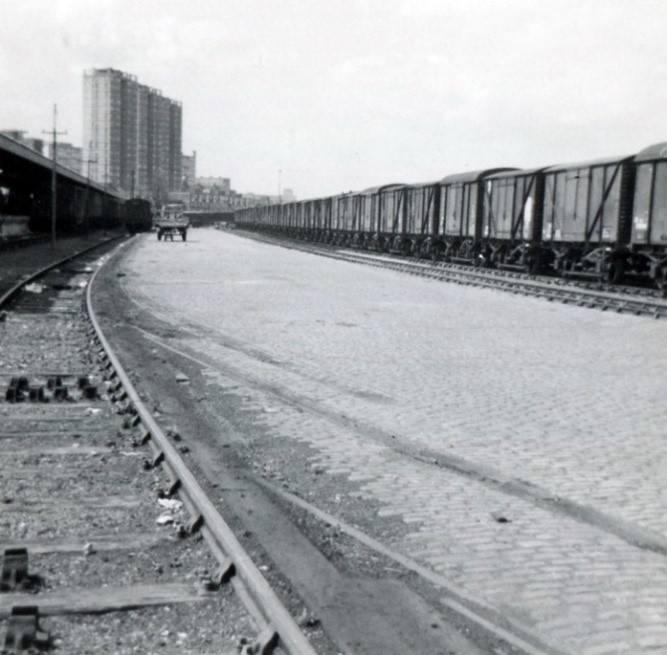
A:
297,607,321,629
166,427,182,441
156,514,175,526
157,498,182,511
491,511,511,523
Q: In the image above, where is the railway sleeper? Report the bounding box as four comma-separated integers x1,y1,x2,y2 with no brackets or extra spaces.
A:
252,626,279,655
1,549,41,593
2,606,50,655
209,558,236,589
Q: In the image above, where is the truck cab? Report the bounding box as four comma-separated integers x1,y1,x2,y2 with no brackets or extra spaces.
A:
155,204,189,241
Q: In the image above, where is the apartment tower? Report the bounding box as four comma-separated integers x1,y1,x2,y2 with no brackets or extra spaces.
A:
83,68,182,201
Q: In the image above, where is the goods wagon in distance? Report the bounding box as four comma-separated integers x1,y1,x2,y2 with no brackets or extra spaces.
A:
436,168,516,264
540,154,634,282
124,198,153,234
629,142,667,290
480,167,548,273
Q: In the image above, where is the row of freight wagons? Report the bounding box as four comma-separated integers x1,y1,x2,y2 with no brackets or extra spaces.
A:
236,142,667,288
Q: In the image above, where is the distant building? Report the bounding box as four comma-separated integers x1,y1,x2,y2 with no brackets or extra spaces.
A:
238,193,274,208
25,138,46,156
182,151,196,188
48,142,82,174
180,174,282,212
282,188,296,202
196,176,230,192
83,68,182,201
167,190,191,208
0,131,45,155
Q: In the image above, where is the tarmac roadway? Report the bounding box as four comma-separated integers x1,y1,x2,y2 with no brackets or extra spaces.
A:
111,227,667,655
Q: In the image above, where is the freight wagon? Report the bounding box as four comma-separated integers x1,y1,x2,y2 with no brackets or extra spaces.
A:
235,142,667,291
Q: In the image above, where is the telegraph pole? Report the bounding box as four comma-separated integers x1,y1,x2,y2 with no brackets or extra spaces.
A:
82,141,97,232
42,104,67,249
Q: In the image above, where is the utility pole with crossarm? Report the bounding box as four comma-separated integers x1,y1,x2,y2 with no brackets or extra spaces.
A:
42,104,67,249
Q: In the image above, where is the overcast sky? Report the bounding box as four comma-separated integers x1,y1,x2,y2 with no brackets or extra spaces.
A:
2,0,666,198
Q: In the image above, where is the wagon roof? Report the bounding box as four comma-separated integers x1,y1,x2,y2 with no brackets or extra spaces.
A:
635,142,667,162
543,154,634,172
359,183,407,195
406,179,442,189
439,168,517,184
484,166,548,180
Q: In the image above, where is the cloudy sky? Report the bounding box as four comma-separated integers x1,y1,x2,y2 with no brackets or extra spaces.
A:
1,0,666,198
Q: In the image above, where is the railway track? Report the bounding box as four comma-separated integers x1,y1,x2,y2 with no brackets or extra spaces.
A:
0,238,318,654
233,229,667,318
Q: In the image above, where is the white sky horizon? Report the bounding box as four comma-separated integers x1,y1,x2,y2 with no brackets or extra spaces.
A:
2,0,666,199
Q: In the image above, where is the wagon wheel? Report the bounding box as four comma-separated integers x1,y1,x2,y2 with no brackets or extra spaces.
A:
560,258,574,277
527,253,541,276
606,259,625,285
656,265,667,296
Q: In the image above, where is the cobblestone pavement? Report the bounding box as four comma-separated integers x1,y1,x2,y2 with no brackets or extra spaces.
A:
119,229,667,654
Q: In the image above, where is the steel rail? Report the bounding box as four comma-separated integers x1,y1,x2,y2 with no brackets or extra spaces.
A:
236,228,667,314
247,233,667,318
85,242,318,655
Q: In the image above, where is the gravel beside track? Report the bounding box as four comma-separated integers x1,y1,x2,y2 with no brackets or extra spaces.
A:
0,240,260,654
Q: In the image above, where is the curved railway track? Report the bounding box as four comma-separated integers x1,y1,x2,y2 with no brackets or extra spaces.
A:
233,229,667,319
0,237,317,654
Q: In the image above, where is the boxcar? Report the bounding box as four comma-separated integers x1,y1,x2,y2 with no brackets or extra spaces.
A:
368,184,405,253
630,142,667,289
280,202,295,236
400,181,441,258
125,198,153,234
541,155,634,281
313,196,333,242
332,192,357,246
481,167,548,273
352,186,380,248
437,168,514,263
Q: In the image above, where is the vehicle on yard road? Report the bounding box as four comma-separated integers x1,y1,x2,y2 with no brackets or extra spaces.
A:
155,203,189,241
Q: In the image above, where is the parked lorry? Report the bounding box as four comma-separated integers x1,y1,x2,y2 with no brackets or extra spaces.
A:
155,203,189,241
